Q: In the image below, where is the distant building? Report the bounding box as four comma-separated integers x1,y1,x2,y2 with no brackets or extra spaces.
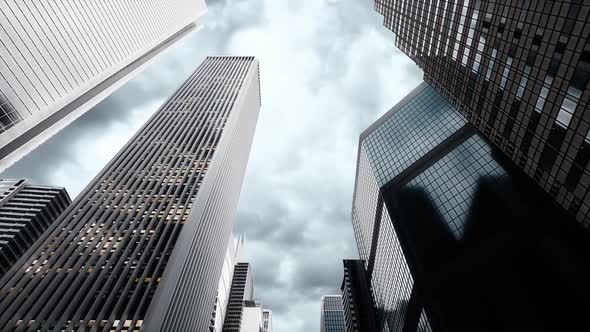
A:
0,1,208,171
262,309,273,332
372,0,590,225
0,56,261,331
211,236,245,332
221,261,272,332
0,179,70,277
341,259,378,332
352,82,590,331
320,295,346,332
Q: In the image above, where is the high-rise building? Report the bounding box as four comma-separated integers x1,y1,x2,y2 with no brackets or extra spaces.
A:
352,82,590,331
0,178,71,277
262,309,273,332
373,0,590,225
341,259,378,332
0,56,261,331
223,262,254,332
320,295,346,332
240,300,264,332
211,236,245,332
0,0,208,171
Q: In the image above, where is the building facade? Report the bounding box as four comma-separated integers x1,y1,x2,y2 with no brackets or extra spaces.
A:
341,259,378,332
0,0,208,171
373,0,590,225
320,295,346,332
352,82,590,331
222,262,254,332
0,56,261,331
262,309,273,332
211,236,245,332
0,178,71,277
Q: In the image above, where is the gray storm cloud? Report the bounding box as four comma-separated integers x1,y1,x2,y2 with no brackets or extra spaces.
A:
1,0,422,330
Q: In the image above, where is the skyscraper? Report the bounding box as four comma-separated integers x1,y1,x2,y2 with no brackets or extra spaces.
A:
0,0,208,171
223,262,254,332
352,82,590,331
0,178,71,277
320,295,346,332
341,259,378,332
262,309,273,332
0,56,261,331
373,0,590,224
212,236,245,332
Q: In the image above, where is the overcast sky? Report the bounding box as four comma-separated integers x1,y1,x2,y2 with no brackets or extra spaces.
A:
1,0,422,330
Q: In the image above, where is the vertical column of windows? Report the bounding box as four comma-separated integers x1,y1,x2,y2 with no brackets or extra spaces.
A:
499,57,513,90
485,49,497,80
516,65,531,99
534,75,554,113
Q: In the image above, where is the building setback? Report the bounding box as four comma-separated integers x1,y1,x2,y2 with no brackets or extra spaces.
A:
320,295,346,332
352,82,590,331
373,0,590,225
0,179,71,277
222,262,254,332
0,56,261,331
0,0,207,171
340,259,378,332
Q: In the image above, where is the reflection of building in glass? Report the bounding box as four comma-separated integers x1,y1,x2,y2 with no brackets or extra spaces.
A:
0,1,208,171
0,56,261,331
320,295,346,332
0,179,71,277
373,0,590,225
341,259,378,332
352,82,590,331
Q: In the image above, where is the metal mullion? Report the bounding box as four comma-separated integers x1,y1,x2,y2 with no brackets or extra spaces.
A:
100,1,134,59
166,60,250,330
29,1,82,86
1,70,203,329
124,59,247,329
139,0,162,46
2,4,60,97
67,1,108,71
0,23,45,110
59,60,224,331
38,1,90,82
84,0,124,64
94,59,233,330
21,1,73,90
58,59,224,326
53,0,97,77
73,0,113,69
0,71,202,323
114,1,142,55
30,69,215,330
56,0,101,76
169,59,252,328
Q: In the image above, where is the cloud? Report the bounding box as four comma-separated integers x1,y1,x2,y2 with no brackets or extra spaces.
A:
1,0,423,331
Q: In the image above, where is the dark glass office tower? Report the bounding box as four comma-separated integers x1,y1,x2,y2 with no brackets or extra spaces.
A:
373,0,590,225
0,56,261,332
0,179,71,277
320,295,346,332
352,82,590,332
341,259,378,332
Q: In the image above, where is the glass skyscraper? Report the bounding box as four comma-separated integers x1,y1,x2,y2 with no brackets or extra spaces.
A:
320,295,346,332
0,56,261,331
372,0,590,225
0,178,71,277
341,259,378,332
0,0,207,171
352,82,590,331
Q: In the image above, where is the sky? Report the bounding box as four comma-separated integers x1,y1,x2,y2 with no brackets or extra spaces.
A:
1,0,422,330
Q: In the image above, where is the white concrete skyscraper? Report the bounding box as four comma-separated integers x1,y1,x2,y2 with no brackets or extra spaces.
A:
0,0,207,170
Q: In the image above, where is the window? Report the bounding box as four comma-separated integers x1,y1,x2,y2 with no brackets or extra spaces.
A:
499,57,513,90
535,74,553,113
516,65,531,98
555,86,581,129
486,49,497,80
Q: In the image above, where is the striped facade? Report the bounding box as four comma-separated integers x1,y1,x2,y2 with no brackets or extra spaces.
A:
0,0,207,171
0,56,261,331
0,179,71,277
373,0,590,225
222,262,254,332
